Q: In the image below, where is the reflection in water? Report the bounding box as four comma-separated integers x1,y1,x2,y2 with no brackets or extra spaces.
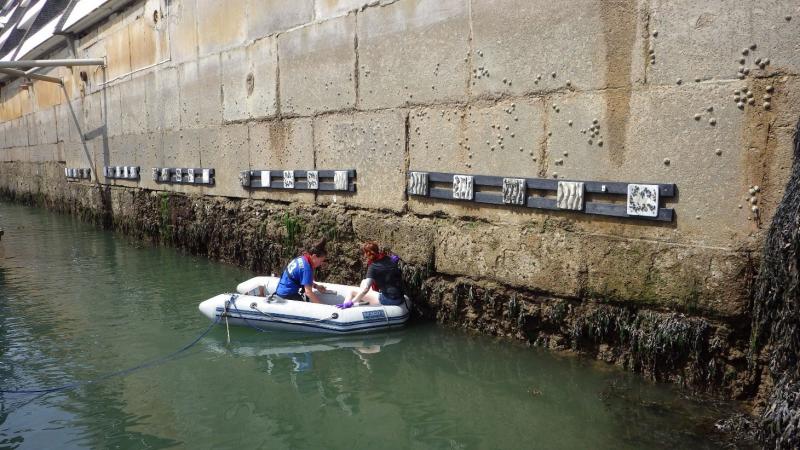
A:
0,202,744,450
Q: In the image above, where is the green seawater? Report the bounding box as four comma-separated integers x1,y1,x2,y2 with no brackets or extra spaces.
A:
0,201,742,449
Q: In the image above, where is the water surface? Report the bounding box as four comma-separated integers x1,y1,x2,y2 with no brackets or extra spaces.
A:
0,201,740,449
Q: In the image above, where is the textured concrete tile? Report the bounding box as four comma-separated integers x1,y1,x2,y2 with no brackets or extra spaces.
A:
357,0,469,109
470,0,643,96
179,55,223,129
196,0,247,56
246,0,314,39
314,110,406,211
278,16,356,115
647,0,800,85
248,118,315,203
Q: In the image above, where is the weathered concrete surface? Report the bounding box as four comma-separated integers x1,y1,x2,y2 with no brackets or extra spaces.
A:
357,0,469,109
246,0,314,39
314,110,407,211
196,0,247,57
198,124,250,198
179,55,222,129
315,0,374,20
278,16,357,116
648,0,800,86
248,119,315,203
470,0,643,97
168,0,198,63
408,99,547,221
119,75,148,135
144,67,180,132
221,37,278,121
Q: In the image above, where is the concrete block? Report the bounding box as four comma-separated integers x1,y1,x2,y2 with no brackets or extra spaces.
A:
144,67,181,132
352,212,436,265
104,26,133,81
470,0,643,96
196,0,247,56
278,16,356,115
35,108,59,145
407,99,546,220
105,134,146,186
544,82,759,246
8,118,28,148
168,0,198,63
221,37,278,121
357,0,469,109
315,0,371,20
179,55,223,129
246,0,314,39
56,98,84,143
128,13,168,71
648,0,800,85
83,87,122,138
314,109,406,211
197,124,250,198
248,118,315,203
119,75,148,135
160,129,203,194
137,131,166,191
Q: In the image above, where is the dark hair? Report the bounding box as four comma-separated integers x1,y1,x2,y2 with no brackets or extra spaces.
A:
305,238,328,257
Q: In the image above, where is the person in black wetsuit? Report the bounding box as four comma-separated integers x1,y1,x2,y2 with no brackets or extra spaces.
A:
337,241,404,309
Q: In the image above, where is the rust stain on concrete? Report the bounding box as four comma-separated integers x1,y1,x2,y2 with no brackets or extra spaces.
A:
599,0,637,167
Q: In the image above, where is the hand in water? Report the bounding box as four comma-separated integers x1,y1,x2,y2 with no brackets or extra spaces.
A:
335,300,354,309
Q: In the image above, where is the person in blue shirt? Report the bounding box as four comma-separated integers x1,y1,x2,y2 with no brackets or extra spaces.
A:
275,239,328,303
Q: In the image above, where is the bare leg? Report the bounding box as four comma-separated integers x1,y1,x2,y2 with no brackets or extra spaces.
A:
362,291,381,306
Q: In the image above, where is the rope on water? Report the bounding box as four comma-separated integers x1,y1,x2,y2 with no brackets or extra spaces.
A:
0,315,222,396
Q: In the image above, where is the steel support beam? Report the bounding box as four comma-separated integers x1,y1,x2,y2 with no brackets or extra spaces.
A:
0,58,104,68
0,67,63,84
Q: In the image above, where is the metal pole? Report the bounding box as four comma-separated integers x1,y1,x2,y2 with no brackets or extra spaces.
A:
0,58,105,68
0,67,63,84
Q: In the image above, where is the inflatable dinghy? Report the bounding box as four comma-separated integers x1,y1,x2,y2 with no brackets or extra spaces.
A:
198,276,411,334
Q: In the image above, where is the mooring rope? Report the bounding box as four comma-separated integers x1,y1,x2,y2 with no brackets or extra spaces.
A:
0,315,222,396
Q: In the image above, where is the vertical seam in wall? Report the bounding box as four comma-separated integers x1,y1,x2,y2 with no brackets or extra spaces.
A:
275,37,282,118
642,4,651,85
466,0,474,97
354,12,360,110
311,113,317,204
538,95,550,178
403,110,410,212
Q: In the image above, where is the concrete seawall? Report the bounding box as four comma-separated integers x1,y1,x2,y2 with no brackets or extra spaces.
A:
1,0,799,409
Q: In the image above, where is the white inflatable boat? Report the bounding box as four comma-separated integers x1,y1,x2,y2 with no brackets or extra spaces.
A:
198,276,411,334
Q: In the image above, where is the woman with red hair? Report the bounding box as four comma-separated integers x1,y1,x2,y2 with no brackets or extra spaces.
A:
337,241,405,309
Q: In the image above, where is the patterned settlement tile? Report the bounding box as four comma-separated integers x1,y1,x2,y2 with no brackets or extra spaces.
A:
502,178,526,205
260,170,271,187
187,168,196,183
307,171,319,189
334,171,348,191
408,172,429,196
161,168,170,181
627,184,659,217
173,168,183,183
283,170,295,189
452,175,474,200
557,181,585,210
239,170,251,186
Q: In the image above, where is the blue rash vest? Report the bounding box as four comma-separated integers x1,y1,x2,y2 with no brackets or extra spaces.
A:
276,255,314,297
